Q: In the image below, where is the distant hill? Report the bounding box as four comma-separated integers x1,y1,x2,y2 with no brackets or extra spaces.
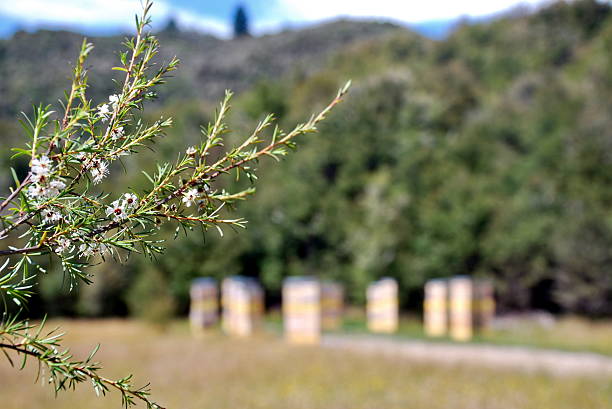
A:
0,20,404,117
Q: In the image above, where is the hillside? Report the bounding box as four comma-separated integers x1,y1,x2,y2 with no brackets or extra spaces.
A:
0,20,402,117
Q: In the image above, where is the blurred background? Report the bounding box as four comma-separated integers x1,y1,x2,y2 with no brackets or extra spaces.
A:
1,1,612,407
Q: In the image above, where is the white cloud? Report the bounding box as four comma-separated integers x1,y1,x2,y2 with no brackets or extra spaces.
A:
0,0,157,26
168,9,230,37
279,0,552,22
0,0,229,36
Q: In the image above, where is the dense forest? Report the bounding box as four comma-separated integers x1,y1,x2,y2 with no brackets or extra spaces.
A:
1,0,611,318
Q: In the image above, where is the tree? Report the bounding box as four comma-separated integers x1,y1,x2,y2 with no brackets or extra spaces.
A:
233,5,250,38
163,16,180,35
0,1,348,407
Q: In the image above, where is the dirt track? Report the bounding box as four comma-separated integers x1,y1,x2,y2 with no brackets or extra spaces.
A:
323,334,612,377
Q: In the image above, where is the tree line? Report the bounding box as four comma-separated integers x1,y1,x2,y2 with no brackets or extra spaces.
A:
3,0,612,319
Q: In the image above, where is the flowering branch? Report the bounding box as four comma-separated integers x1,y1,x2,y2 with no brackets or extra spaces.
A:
0,0,349,407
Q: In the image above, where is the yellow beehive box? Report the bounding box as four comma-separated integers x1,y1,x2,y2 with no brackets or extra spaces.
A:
189,278,218,336
367,278,398,334
449,276,474,341
449,276,496,341
221,277,232,334
321,281,344,331
222,276,264,337
283,277,321,344
474,279,495,332
424,279,447,337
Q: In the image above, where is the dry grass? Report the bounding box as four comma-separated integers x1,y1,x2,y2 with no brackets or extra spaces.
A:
1,319,611,409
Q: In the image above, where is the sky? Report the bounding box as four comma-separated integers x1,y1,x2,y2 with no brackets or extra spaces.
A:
0,0,556,38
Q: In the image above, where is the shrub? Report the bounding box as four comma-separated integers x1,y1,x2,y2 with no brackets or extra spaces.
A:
0,2,348,407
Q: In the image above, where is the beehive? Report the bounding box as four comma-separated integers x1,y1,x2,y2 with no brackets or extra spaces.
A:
251,280,265,323
222,276,264,337
449,276,474,341
189,278,218,335
221,277,232,334
474,279,495,332
424,279,447,337
367,278,398,334
283,277,321,344
321,281,344,331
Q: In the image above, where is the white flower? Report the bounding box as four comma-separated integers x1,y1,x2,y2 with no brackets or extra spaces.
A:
55,237,72,255
79,242,109,258
97,104,111,121
49,180,66,190
186,146,197,156
31,155,53,182
42,208,62,224
27,184,47,200
47,179,66,197
79,243,97,257
31,173,47,184
182,188,199,208
106,199,127,222
109,94,120,108
123,193,138,208
31,155,52,173
90,160,109,184
111,126,125,140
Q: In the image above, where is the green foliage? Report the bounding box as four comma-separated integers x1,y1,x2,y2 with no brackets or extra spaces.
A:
127,267,175,326
165,0,612,315
2,1,612,321
243,81,288,121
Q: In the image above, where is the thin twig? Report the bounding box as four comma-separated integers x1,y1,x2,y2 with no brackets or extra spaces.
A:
0,342,166,409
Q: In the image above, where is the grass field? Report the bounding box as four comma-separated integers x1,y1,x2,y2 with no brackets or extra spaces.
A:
1,319,611,409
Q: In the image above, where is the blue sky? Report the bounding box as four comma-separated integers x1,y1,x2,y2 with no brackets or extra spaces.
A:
0,0,553,38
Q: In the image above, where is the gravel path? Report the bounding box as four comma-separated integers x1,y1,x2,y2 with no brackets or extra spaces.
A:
322,334,612,377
